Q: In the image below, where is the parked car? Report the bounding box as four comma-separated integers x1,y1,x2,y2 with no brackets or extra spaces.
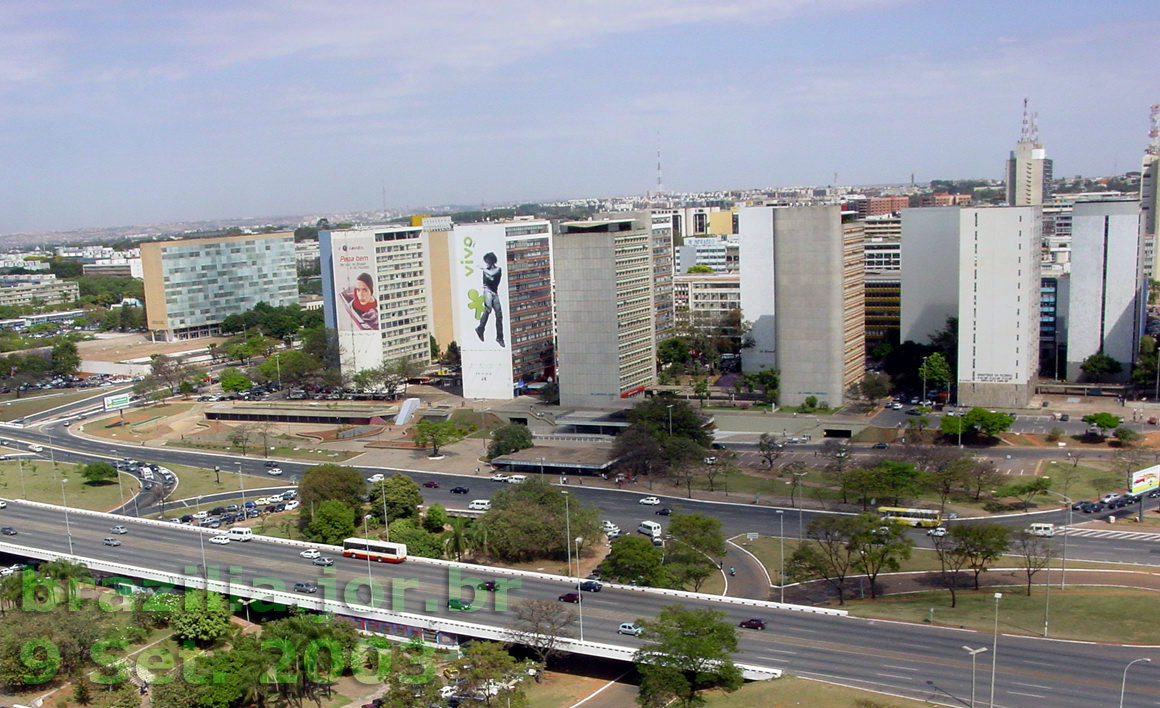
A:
738,618,767,630
209,536,230,545
285,500,300,511
423,480,441,488
638,496,661,506
558,592,580,603
450,486,469,494
617,622,642,636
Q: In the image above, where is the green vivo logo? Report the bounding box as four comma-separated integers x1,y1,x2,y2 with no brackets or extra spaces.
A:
466,288,485,318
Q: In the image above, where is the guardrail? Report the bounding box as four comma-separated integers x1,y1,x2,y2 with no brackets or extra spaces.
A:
0,541,782,681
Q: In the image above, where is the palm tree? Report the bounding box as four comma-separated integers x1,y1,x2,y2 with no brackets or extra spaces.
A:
0,572,22,615
41,559,90,606
443,517,473,561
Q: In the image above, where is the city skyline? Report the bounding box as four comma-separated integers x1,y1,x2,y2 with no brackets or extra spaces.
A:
1,0,1158,235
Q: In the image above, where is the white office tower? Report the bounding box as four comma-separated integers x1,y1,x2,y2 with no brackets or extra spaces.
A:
901,207,1041,407
739,206,863,407
1065,200,1144,381
1005,100,1052,206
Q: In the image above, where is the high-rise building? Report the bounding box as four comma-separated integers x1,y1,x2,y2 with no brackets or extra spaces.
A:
673,272,741,338
901,207,1040,407
1065,200,1144,381
1006,140,1052,206
739,206,864,407
320,226,430,378
554,215,659,407
141,232,296,341
1141,153,1159,279
676,236,730,273
432,219,554,399
651,215,676,342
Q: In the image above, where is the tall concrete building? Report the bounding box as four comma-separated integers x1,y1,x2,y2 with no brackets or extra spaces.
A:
1065,200,1144,381
739,206,864,407
1006,103,1052,207
901,207,1040,407
673,272,741,337
142,232,296,341
650,215,676,342
320,226,430,378
1141,153,1159,279
555,215,659,408
426,218,555,399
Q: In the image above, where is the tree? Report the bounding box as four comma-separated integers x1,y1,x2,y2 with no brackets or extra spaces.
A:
1012,529,1054,596
787,516,860,604
387,517,443,558
859,371,892,401
371,473,423,522
658,337,692,367
50,340,80,375
930,531,974,608
257,349,321,387
952,523,1011,590
692,377,710,408
635,605,743,708
1114,426,1141,446
1082,412,1122,437
423,503,449,533
929,456,971,513
298,464,366,521
603,536,670,587
998,477,1051,510
868,460,927,506
1080,352,1122,382
964,459,1003,501
169,590,233,646
444,340,461,366
478,478,601,563
219,367,252,392
487,423,534,460
756,433,785,469
41,558,92,606
443,516,473,561
962,408,1015,438
741,367,779,404
303,499,356,545
72,679,92,705
627,395,712,446
149,354,190,395
81,461,117,485
850,514,913,599
508,598,577,664
413,419,468,457
613,425,665,482
666,513,727,592
450,641,533,708
227,425,254,456
918,352,951,390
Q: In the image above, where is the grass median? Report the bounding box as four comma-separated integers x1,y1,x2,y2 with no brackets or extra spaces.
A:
0,389,105,421
0,459,134,511
700,675,935,707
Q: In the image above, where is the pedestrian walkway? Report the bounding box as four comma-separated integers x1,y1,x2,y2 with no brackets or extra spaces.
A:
1060,527,1160,541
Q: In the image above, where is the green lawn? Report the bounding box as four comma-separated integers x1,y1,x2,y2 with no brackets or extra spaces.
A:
0,389,106,421
1038,461,1123,503
701,675,935,708
0,460,135,511
843,587,1160,643
166,438,359,462
526,671,614,708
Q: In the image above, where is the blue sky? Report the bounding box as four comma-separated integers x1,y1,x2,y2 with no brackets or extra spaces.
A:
1,0,1158,233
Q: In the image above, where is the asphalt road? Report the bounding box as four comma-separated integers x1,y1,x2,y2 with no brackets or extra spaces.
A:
1,501,1158,708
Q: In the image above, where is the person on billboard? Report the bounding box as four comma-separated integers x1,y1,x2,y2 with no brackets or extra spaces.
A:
474,252,505,347
340,273,379,330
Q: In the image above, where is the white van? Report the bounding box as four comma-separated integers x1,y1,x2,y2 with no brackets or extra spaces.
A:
1028,523,1055,537
506,475,527,484
637,520,663,539
227,528,254,542
469,499,492,511
27,444,43,453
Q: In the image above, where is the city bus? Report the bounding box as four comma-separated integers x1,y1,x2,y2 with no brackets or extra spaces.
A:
342,538,408,563
877,507,943,528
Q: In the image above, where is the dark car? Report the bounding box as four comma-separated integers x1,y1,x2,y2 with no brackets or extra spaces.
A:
477,580,498,592
905,408,924,415
872,442,890,449
558,592,580,603
655,508,672,516
423,480,440,488
274,503,286,512
210,506,226,516
1059,413,1070,422
739,618,767,630
180,514,194,523
265,460,278,467
264,505,278,513
1148,489,1160,499
450,486,469,494
225,504,239,512
293,582,318,593
579,580,602,592
0,527,16,536
1071,500,1092,511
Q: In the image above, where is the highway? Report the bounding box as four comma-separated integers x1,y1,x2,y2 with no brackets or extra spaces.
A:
1,500,1158,708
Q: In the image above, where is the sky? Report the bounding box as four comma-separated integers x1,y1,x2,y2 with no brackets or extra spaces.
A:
1,0,1158,234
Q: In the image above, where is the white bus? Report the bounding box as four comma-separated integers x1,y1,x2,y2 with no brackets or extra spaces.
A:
341,537,407,563
878,507,944,528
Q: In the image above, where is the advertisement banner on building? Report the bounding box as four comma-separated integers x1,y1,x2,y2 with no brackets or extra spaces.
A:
1130,464,1159,495
451,225,514,400
328,232,383,376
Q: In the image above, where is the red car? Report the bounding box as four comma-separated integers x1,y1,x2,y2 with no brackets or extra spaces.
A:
423,481,440,488
739,618,767,630
558,592,580,603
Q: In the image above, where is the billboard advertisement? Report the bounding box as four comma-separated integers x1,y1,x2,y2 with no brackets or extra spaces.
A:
452,224,514,400
324,231,383,377
1130,464,1160,495
103,393,131,411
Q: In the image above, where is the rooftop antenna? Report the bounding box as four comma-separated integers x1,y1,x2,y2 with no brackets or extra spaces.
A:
1020,98,1031,141
655,130,664,197
1147,104,1160,157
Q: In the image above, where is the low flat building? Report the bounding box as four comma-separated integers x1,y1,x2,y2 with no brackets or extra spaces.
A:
0,274,79,307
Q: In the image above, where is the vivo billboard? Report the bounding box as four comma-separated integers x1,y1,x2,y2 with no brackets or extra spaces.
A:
451,224,514,400
322,231,383,376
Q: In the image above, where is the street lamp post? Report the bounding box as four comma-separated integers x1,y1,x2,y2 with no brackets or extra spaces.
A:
921,355,929,404
574,536,584,642
1042,488,1071,589
537,457,545,481
776,510,784,604
961,646,988,708
363,515,375,608
1119,657,1151,708
236,462,246,504
666,405,673,436
989,592,1002,708
60,478,74,555
18,457,25,500
196,495,207,578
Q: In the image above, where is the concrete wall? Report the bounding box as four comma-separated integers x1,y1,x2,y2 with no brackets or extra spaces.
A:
739,207,777,373
1066,200,1142,381
900,207,961,344
555,232,621,408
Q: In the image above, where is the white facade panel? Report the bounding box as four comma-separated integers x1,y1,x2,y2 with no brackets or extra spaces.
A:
738,207,777,372
451,223,517,400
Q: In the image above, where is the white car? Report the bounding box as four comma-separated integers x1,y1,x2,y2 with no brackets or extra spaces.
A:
505,475,527,484
192,511,209,520
209,535,230,545
490,473,510,482
0,500,7,509
367,473,385,483
639,496,661,506
299,548,321,559
285,500,300,511
927,526,948,537
266,467,283,476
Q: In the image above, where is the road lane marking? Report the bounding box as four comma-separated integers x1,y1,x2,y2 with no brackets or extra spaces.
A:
1007,690,1046,698
1020,683,1053,690
875,673,913,680
882,665,919,672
